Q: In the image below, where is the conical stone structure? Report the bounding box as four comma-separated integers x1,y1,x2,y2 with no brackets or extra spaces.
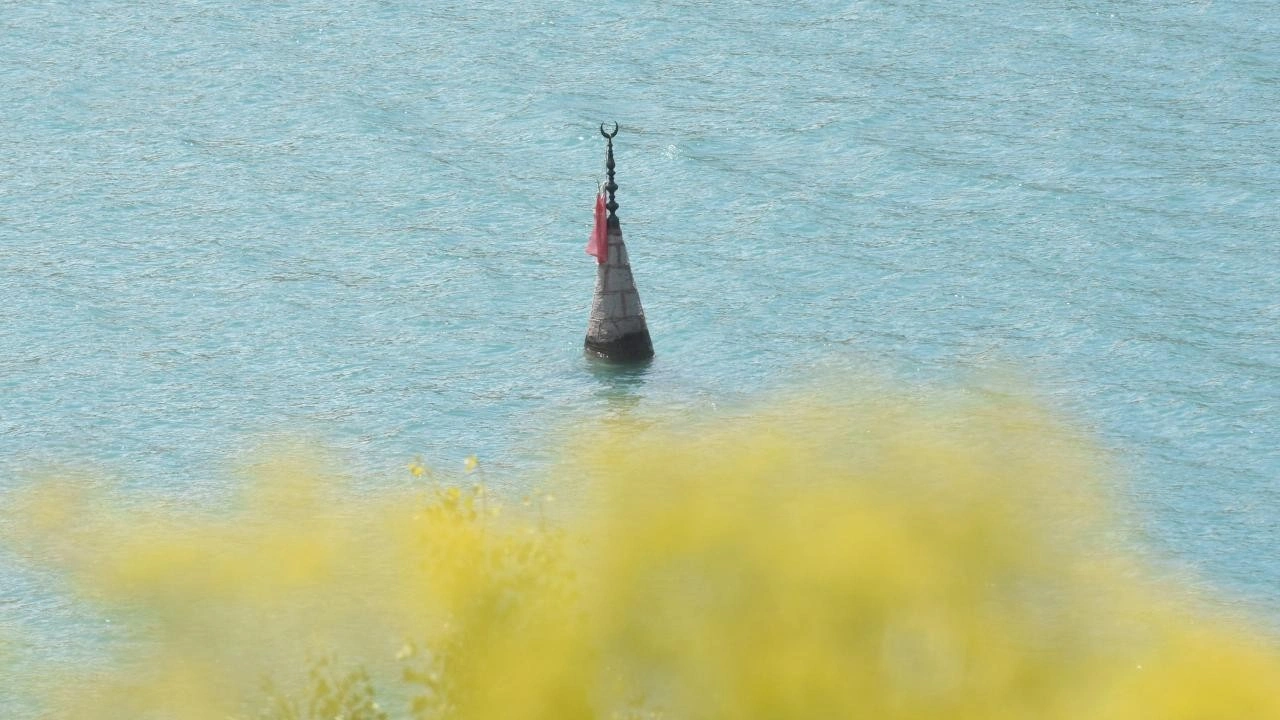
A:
585,125,653,361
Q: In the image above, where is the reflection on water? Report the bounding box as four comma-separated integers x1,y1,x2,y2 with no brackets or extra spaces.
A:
585,355,653,416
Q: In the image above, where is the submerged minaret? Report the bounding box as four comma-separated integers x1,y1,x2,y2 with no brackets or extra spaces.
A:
584,123,654,361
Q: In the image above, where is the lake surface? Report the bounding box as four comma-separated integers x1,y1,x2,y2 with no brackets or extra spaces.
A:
2,0,1277,709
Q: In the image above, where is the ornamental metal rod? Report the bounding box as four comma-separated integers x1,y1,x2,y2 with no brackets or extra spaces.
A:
600,121,619,221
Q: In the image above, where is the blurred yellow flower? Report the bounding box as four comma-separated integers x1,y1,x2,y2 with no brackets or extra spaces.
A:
7,389,1280,720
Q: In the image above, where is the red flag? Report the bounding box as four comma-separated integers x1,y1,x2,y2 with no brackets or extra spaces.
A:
586,192,607,264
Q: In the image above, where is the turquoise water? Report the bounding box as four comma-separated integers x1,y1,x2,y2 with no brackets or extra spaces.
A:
2,0,1277,704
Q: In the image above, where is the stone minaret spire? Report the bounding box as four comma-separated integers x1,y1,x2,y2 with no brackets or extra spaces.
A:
584,123,654,361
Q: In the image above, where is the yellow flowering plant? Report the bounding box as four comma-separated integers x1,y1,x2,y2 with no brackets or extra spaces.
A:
5,388,1280,719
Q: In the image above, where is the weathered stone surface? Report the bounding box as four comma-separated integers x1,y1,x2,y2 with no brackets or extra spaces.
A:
585,220,653,361
584,329,653,360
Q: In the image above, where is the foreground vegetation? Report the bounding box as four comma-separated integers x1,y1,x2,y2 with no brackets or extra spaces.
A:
7,390,1280,718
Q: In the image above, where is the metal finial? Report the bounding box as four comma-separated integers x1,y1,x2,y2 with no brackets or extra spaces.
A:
601,122,619,221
